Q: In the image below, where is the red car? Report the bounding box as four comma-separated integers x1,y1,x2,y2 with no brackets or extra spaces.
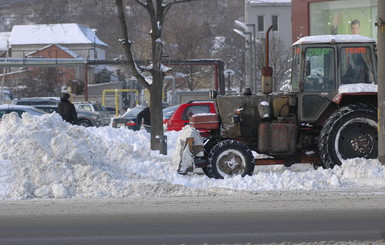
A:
166,101,216,131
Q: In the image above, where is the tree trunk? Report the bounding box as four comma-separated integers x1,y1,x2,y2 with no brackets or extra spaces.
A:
149,72,164,150
116,0,195,151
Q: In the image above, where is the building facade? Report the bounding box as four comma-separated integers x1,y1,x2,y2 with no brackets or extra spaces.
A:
292,0,377,43
243,0,292,92
246,0,292,49
1,23,109,97
9,23,108,60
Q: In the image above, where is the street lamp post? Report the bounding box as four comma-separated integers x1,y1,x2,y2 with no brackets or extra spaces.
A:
234,20,257,94
246,24,257,93
377,1,385,164
233,29,254,93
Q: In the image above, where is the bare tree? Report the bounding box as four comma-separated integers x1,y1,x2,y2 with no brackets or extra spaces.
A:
115,0,195,150
255,37,292,92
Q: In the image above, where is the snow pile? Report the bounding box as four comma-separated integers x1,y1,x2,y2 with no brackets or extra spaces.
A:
171,125,203,174
0,112,385,200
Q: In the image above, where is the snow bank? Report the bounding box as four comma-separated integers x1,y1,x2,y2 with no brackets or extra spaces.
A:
1,112,385,200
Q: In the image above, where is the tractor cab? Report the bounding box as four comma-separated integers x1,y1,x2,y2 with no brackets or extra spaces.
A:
290,35,377,123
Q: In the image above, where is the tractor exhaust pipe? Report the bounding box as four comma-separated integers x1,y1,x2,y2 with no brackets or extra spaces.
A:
262,25,274,94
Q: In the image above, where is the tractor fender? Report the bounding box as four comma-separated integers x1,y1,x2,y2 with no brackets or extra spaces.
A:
332,92,377,106
315,92,377,126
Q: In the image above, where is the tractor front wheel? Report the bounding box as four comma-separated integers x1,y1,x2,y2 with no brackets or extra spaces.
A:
209,140,255,179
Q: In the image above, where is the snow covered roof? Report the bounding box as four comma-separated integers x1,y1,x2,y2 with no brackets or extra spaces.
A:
9,23,108,47
249,0,291,5
293,35,375,46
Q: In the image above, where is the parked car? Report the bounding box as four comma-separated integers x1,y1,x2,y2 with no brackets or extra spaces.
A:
0,89,13,102
73,101,110,126
12,97,60,106
104,106,120,118
0,104,46,120
163,104,180,125
112,106,144,130
33,105,101,127
166,101,216,131
112,105,175,130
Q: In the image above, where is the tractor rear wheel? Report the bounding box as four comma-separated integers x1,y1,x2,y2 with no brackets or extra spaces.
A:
319,103,378,168
209,140,255,179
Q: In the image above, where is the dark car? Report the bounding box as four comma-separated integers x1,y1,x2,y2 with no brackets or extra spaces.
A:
112,105,175,130
112,106,144,130
104,106,120,118
0,104,46,119
33,105,101,127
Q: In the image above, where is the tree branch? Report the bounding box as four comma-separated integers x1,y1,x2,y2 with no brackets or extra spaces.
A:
134,0,147,8
163,0,197,17
115,0,150,90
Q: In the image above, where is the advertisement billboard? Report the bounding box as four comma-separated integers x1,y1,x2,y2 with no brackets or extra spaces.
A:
310,0,377,39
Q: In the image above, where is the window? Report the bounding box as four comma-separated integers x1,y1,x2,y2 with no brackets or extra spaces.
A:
290,47,301,92
258,16,264,32
0,110,6,117
304,47,335,91
79,105,92,112
309,0,377,38
272,15,278,31
340,46,375,84
182,105,210,120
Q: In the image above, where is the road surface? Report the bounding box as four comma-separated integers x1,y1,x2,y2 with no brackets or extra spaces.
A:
0,189,384,244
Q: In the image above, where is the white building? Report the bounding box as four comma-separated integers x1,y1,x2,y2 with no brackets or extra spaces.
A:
238,0,292,92
245,0,292,49
8,23,108,60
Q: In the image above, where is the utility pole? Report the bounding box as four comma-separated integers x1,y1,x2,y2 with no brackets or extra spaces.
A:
378,0,385,164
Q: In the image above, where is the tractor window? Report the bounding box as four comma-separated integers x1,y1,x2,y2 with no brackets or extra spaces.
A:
340,46,375,85
290,47,301,92
304,47,335,91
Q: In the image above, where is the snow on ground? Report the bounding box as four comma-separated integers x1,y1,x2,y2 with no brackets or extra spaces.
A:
0,112,385,200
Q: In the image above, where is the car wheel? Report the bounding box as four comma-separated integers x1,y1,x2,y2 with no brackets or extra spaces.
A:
209,140,255,179
78,119,92,127
319,103,378,168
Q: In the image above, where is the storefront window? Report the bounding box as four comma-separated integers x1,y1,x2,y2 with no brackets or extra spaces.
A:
310,0,377,39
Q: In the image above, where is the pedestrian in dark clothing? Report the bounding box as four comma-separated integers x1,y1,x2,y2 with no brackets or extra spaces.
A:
58,93,78,125
136,106,151,132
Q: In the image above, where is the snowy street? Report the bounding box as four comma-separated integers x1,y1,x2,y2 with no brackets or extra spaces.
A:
1,103,385,244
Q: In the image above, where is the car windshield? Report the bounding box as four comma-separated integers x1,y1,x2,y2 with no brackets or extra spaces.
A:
163,105,179,119
25,108,46,116
122,107,144,118
93,103,106,111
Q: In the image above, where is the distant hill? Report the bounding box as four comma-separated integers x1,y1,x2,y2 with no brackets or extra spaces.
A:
0,0,40,3
0,0,244,64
